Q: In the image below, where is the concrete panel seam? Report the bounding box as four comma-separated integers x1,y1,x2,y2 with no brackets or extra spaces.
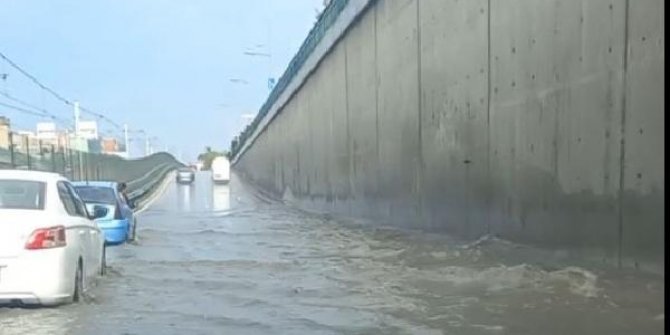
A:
344,34,354,203
416,0,424,219
485,0,492,235
617,0,631,268
374,4,381,194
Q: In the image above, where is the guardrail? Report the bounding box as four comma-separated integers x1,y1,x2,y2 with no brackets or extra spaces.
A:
229,0,351,161
127,163,176,203
1,146,183,203
126,163,171,192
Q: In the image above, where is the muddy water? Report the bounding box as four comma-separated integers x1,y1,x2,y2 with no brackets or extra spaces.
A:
0,172,663,334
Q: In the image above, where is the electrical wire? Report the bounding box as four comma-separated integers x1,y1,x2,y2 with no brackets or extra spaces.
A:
0,90,67,122
0,51,73,106
0,100,52,118
0,51,125,132
0,51,163,149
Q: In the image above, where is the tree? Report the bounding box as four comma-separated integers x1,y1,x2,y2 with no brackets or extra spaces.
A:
197,146,229,171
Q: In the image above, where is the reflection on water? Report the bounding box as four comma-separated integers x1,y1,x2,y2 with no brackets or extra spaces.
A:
176,183,192,212
0,307,75,335
0,174,664,335
211,184,230,212
173,172,230,213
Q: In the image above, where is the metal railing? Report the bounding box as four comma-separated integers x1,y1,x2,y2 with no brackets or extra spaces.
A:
126,162,177,201
229,0,350,160
0,144,182,202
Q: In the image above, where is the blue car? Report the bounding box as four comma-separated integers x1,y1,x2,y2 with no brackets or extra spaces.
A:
72,181,137,246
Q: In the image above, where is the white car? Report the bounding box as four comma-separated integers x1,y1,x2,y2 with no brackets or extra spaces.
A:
0,170,107,306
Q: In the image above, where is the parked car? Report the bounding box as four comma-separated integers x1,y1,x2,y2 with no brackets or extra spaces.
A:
176,167,195,184
211,156,230,184
72,181,137,245
0,170,107,306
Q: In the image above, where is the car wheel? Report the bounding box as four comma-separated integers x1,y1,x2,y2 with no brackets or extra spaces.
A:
126,221,133,242
130,219,137,242
100,247,107,276
73,260,83,303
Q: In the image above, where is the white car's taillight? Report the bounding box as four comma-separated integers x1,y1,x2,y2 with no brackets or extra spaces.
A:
25,226,67,250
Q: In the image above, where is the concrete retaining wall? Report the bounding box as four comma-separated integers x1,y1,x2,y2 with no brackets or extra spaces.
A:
235,0,664,271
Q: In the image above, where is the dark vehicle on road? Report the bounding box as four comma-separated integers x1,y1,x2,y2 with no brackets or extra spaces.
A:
176,167,195,184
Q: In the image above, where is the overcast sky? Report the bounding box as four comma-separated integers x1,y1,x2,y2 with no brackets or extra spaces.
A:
0,0,324,161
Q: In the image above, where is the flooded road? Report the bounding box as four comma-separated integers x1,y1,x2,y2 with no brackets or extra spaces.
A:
0,172,664,334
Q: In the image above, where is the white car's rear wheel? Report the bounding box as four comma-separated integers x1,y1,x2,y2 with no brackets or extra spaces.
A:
73,260,83,303
100,247,107,276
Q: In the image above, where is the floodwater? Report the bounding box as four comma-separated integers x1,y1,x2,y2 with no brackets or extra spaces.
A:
0,172,664,334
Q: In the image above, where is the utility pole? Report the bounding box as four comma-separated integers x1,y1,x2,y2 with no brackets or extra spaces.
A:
72,101,83,178
73,101,80,136
124,124,129,158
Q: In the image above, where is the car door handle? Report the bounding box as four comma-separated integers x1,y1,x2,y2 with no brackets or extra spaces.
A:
79,230,86,235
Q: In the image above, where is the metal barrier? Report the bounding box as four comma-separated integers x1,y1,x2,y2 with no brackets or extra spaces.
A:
0,145,183,203
126,163,176,202
229,0,349,160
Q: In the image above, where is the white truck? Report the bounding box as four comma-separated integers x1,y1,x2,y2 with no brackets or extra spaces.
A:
210,156,230,184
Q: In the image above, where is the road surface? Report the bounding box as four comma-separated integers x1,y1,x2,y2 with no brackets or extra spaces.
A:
0,172,664,334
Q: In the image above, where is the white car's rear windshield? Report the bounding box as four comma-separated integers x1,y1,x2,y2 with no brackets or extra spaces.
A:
0,180,46,210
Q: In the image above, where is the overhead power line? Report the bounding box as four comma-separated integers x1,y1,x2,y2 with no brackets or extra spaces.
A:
0,100,51,118
79,106,123,130
0,90,67,122
0,99,73,130
0,51,73,106
0,50,125,131
0,51,160,148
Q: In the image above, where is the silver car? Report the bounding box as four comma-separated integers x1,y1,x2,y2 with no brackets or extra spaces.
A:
176,167,195,184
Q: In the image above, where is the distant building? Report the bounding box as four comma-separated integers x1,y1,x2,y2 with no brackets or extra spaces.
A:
0,116,10,149
36,122,57,139
77,121,98,140
1,118,65,154
13,130,40,154
101,137,119,153
56,132,70,152
16,130,33,137
68,136,90,152
36,122,59,147
64,120,99,153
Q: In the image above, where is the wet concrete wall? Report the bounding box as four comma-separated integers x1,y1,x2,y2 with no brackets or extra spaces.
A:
235,0,664,271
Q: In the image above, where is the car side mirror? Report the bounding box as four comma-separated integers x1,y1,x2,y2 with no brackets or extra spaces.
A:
90,205,109,220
